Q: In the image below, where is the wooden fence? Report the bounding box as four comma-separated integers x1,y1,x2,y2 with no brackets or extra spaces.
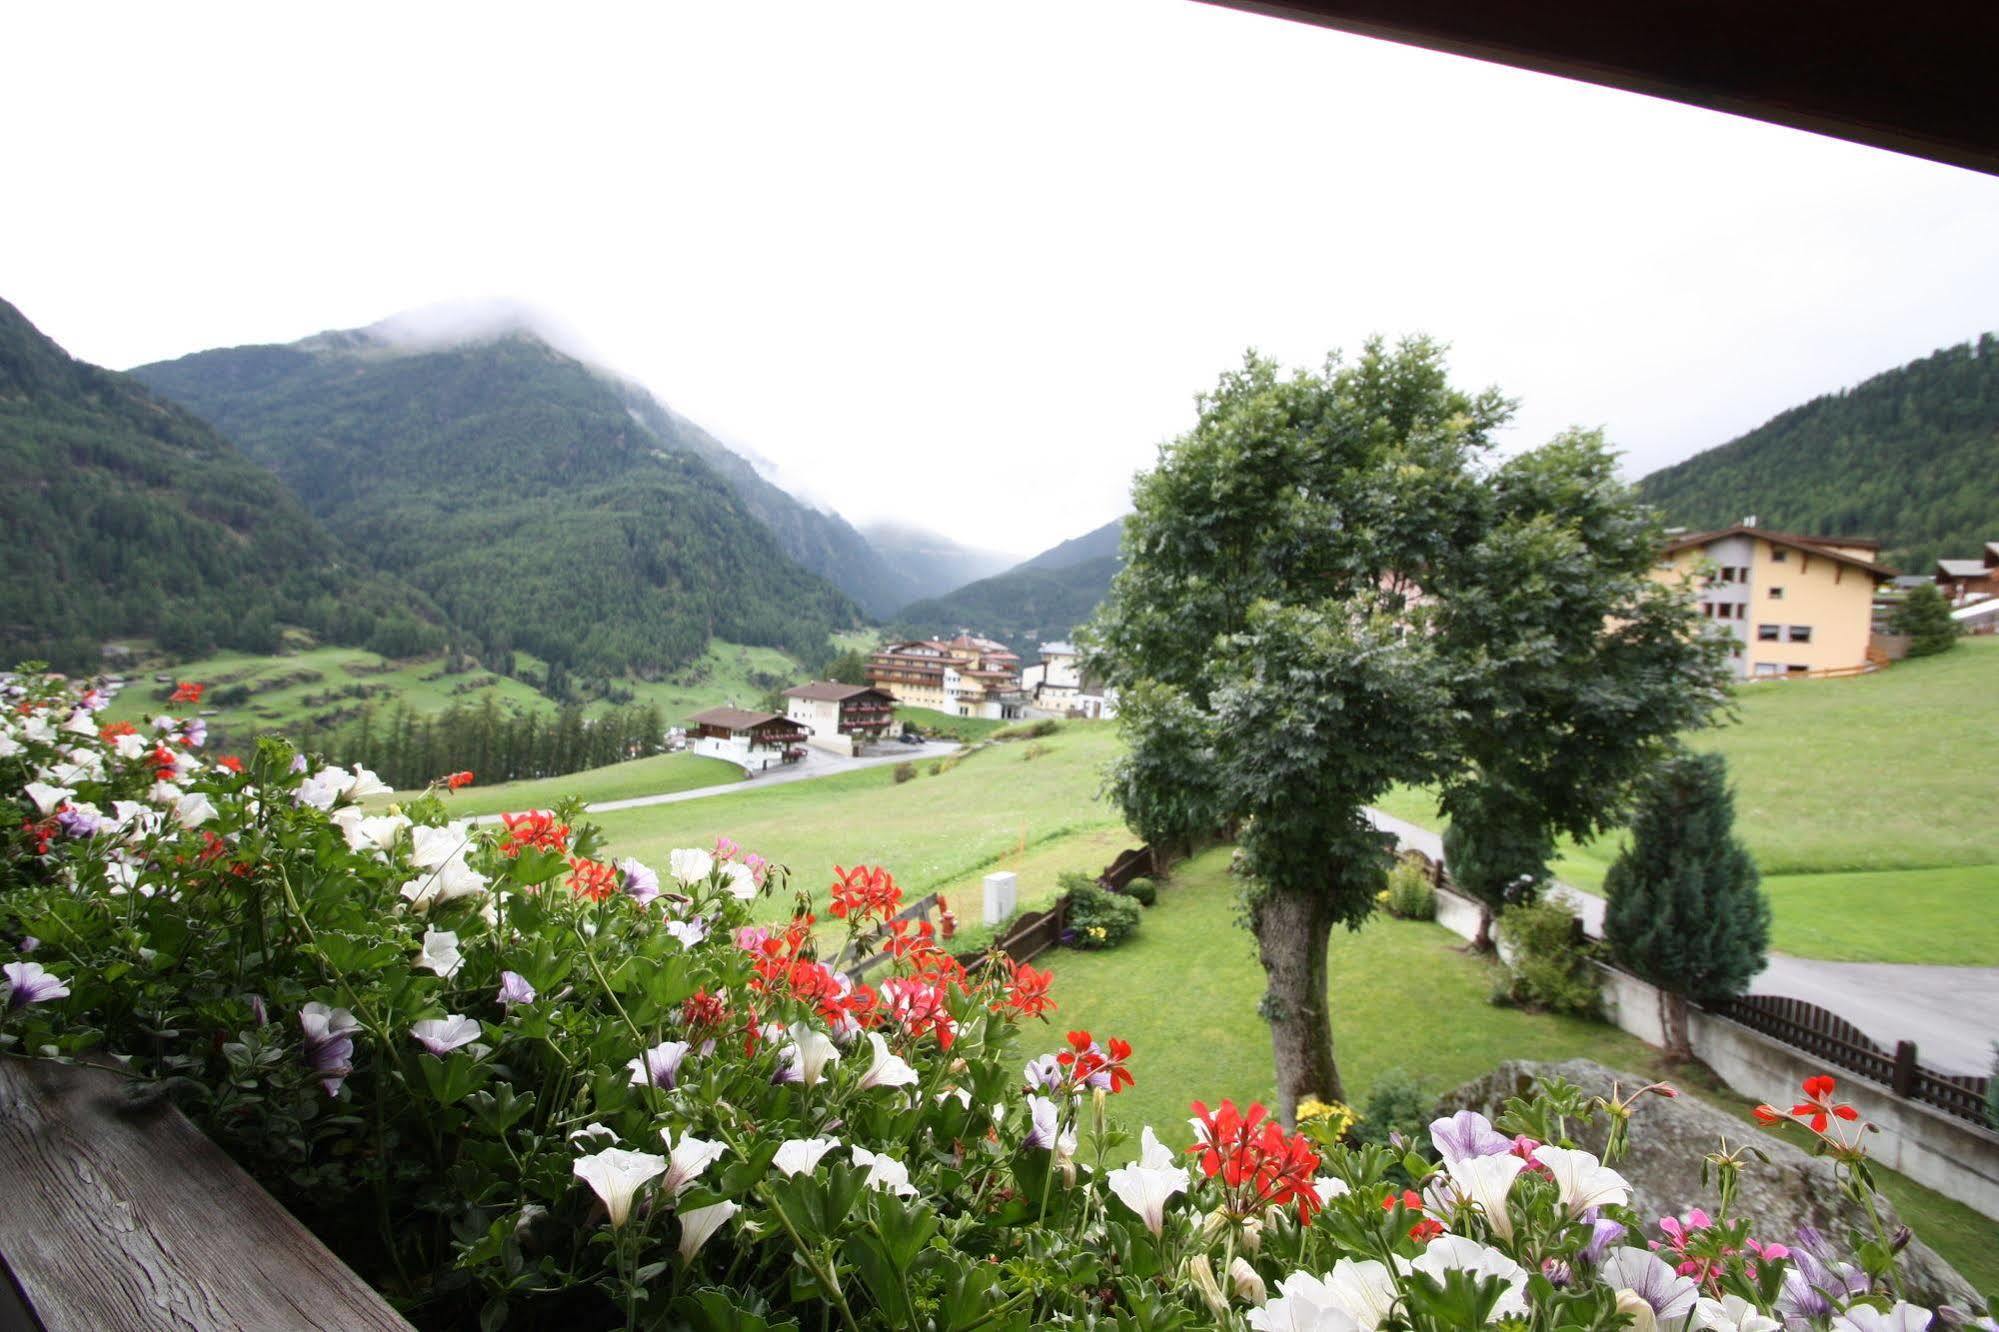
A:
1098,846,1155,893
1711,994,1994,1129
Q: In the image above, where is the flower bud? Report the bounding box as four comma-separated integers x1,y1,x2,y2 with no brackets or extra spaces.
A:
1200,1207,1232,1246
1239,1214,1263,1254
1185,1256,1230,1323
1613,1291,1657,1332
1228,1256,1266,1306
1092,1086,1108,1144
1890,1225,1913,1254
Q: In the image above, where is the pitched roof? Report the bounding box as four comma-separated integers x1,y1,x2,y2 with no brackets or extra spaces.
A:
1937,558,1989,577
782,682,890,703
1038,641,1080,657
686,706,795,731
1663,526,1896,579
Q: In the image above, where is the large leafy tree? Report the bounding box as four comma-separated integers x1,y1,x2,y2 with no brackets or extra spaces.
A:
1433,430,1729,949
1890,582,1959,658
1602,752,1770,1058
1091,342,1725,1120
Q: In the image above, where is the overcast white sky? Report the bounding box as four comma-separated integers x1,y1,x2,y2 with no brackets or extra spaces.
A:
6,2,1999,555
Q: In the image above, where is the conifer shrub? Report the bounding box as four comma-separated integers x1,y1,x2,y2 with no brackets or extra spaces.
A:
1353,1068,1430,1148
1890,581,1960,657
1603,752,1770,1058
892,761,917,784
1122,876,1158,907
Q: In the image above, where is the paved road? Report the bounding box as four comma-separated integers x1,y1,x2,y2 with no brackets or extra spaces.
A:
1366,808,1999,1075
578,740,962,815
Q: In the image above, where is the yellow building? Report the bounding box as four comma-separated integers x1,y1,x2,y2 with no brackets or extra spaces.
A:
1655,525,1894,679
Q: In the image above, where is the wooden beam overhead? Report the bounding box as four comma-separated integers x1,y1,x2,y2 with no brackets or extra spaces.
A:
1202,1,1999,177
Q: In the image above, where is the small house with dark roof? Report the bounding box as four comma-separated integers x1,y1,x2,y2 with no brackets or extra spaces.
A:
781,682,896,753
1655,523,1894,679
684,706,806,770
1934,541,1999,605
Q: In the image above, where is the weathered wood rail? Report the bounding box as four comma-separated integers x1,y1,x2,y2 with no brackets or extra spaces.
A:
0,1057,413,1332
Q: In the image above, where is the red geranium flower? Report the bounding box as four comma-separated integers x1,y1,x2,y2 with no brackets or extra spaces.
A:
100,720,137,740
565,857,619,902
443,771,475,790
829,864,903,922
216,755,244,773
1789,1074,1859,1134
1188,1098,1324,1223
169,681,205,705
1002,960,1056,1019
499,810,569,857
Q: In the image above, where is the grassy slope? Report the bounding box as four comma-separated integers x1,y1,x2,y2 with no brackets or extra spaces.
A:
894,706,1009,742
1045,848,1999,1291
407,752,745,817
107,638,814,738
1375,639,1999,964
588,724,1127,919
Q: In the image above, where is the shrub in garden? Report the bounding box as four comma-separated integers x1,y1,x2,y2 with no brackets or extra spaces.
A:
891,760,916,784
1353,1068,1433,1148
1123,875,1158,907
2,674,1984,1330
1603,752,1770,1060
1059,873,1142,950
1493,899,1602,1017
1890,581,1959,657
1382,858,1437,920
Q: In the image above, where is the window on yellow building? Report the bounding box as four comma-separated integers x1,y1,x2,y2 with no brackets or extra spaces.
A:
1768,586,1785,600
1771,549,1788,563
1757,624,1780,641
1788,625,1812,643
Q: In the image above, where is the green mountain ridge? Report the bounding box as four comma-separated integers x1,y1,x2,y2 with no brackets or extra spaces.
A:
891,517,1126,655
0,298,442,671
131,329,860,679
1635,333,1999,570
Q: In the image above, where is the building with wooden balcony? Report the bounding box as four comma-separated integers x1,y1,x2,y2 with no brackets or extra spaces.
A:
684,706,808,771
782,682,898,754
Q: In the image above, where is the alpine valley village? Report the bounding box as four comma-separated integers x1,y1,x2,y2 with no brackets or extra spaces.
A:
5,6,1999,1331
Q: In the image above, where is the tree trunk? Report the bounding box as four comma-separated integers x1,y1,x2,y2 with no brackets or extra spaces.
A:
1472,904,1494,952
1252,886,1343,1123
1657,988,1693,1061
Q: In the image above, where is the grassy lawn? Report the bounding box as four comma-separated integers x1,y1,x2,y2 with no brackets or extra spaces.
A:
398,752,745,817
894,706,1009,742
1041,847,1999,1291
1370,639,1999,964
588,723,1128,919
606,641,805,723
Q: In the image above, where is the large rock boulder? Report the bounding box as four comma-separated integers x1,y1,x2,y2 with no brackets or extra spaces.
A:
1437,1059,1982,1311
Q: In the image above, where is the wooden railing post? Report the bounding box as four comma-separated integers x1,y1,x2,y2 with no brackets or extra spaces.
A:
1892,1041,1919,1098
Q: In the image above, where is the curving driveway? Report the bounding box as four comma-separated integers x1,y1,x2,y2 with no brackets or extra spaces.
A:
1365,808,1999,1075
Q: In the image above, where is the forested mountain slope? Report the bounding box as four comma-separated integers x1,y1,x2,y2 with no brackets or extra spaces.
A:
1636,334,1999,569
858,522,1019,605
134,330,858,678
0,298,441,672
890,517,1125,655
614,386,918,616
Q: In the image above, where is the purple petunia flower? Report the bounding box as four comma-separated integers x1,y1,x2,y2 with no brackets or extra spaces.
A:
247,993,269,1027
628,1040,693,1089
1023,1053,1064,1094
18,937,37,954
182,719,206,749
618,858,660,906
56,804,104,839
3,960,69,1009
497,971,537,1007
300,1001,360,1096
1579,1209,1627,1265
1023,1094,1061,1150
1429,1109,1513,1164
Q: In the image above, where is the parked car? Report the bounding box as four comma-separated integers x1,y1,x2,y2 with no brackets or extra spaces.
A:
899,730,925,745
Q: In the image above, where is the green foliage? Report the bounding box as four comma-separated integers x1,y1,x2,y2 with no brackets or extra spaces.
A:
1381,860,1435,921
1891,582,1960,657
1634,332,1999,571
131,331,858,678
1352,1069,1430,1148
1122,877,1157,907
1602,753,1771,1003
993,718,1060,741
1060,875,1142,950
1493,900,1603,1017
1441,792,1550,921
821,647,872,685
892,761,917,784
0,298,441,670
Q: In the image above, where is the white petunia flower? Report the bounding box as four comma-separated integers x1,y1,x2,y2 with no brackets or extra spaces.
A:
1535,1145,1631,1215
668,847,714,886
1407,1236,1530,1321
676,1199,738,1264
1830,1305,1935,1332
851,1145,917,1196
410,1014,482,1055
1247,1272,1363,1332
345,764,392,799
1692,1294,1784,1331
719,860,757,899
856,1032,919,1091
113,731,147,760
1445,1149,1526,1241
775,1021,840,1086
658,1126,728,1198
174,791,217,828
23,782,74,815
572,1147,666,1228
773,1136,840,1177
1106,1126,1188,1236
417,928,463,978
410,823,473,870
